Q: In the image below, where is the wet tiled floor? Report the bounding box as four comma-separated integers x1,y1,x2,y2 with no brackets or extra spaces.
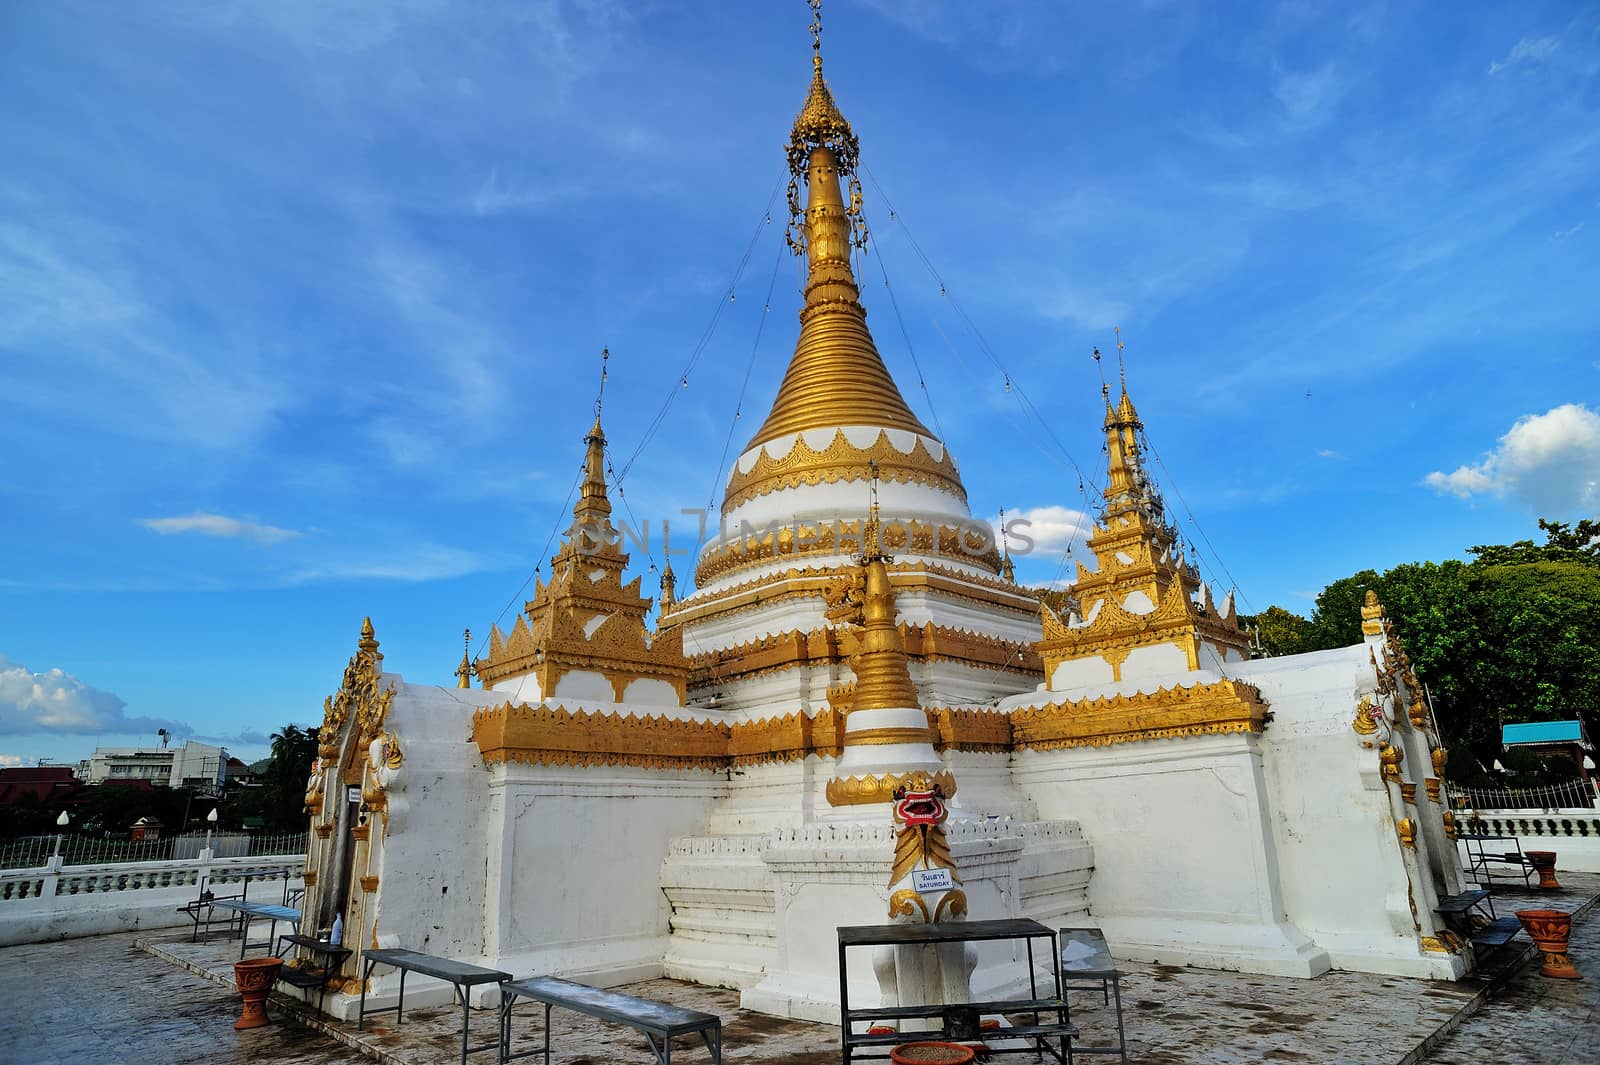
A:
1422,880,1600,1065
2,875,1594,1064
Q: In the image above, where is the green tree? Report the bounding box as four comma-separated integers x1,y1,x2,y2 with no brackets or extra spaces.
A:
1245,605,1316,657
1307,569,1381,649
259,724,319,833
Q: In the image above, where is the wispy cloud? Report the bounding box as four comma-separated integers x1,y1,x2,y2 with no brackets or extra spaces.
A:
1553,221,1585,240
0,654,189,737
287,543,505,584
140,513,302,545
1316,449,1345,460
1489,34,1561,76
1273,62,1346,132
1425,403,1600,514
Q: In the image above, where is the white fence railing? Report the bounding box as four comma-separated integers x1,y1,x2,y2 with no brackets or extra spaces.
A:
1446,779,1598,812
0,851,305,903
0,831,308,870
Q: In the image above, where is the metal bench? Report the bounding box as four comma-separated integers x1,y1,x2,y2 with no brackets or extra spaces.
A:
358,948,511,1065
498,975,722,1065
1058,927,1128,1064
208,900,301,959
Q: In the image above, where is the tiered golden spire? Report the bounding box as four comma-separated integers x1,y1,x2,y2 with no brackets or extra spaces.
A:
744,9,931,451
476,411,687,700
1038,352,1249,681
845,476,920,712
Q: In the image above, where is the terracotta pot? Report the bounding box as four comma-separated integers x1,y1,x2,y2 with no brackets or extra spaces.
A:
232,957,284,1029
1515,909,1582,980
1526,850,1562,890
890,1042,976,1064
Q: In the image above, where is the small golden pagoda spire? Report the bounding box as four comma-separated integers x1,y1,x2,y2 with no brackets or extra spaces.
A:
848,467,920,711
659,560,677,612
573,414,613,526
455,628,474,689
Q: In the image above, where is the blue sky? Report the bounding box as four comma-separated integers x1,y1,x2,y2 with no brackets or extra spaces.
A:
2,1,1597,769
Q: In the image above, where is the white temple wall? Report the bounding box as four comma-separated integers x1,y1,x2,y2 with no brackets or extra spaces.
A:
482,764,726,988
1237,647,1467,979
621,677,681,706
1118,642,1190,682
716,468,970,540
490,673,543,699
338,680,497,1019
1050,655,1114,690
1013,732,1331,978
552,669,614,702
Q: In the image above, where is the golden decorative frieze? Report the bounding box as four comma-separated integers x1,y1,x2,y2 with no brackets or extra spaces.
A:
1010,680,1267,752
1401,782,1417,805
693,516,1001,588
728,708,844,767
314,823,333,840
1432,747,1448,777
927,707,1013,753
1442,811,1457,841
351,823,370,841
1425,778,1441,803
359,875,379,894
686,620,1038,692
302,871,318,887
723,429,966,512
670,560,1039,626
1419,933,1462,955
825,769,958,806
472,701,730,772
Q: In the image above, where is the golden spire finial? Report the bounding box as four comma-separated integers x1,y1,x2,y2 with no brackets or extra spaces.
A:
358,616,378,653
573,407,612,525
659,559,677,612
1115,325,1127,394
594,346,609,421
456,628,474,689
999,507,1016,582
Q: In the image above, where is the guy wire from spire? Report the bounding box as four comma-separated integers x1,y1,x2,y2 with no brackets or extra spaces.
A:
611,175,784,490
473,463,585,665
861,209,946,442
707,240,785,514
861,165,1099,497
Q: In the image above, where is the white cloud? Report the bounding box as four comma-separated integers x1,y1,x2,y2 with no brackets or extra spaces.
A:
0,753,21,767
1489,34,1561,75
1316,448,1346,460
0,654,188,737
1425,403,1600,514
1553,221,1584,240
995,505,1095,558
140,513,301,545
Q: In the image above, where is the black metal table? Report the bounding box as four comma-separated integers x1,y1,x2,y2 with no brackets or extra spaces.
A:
837,917,1076,1063
498,975,722,1065
274,933,352,1016
358,948,512,1065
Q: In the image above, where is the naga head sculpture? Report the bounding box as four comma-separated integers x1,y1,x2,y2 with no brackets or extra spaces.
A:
892,771,948,828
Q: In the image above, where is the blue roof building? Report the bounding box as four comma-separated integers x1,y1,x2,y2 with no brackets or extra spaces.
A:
1501,720,1592,749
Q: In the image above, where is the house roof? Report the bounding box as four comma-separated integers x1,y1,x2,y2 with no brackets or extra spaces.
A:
1502,720,1591,748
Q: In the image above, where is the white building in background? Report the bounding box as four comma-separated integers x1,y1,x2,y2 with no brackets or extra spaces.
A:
86,740,228,791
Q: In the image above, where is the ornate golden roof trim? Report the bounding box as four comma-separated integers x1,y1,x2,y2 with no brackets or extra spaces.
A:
722,428,966,513
668,560,1035,628
826,769,957,806
317,618,395,762
685,621,1040,689
1011,679,1267,752
693,516,1001,588
728,708,844,766
471,702,729,772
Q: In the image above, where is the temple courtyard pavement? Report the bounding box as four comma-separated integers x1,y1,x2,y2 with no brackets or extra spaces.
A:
2,875,1595,1065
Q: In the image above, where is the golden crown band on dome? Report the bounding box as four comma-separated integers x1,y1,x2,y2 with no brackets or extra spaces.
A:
722,428,966,512
693,516,1003,588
